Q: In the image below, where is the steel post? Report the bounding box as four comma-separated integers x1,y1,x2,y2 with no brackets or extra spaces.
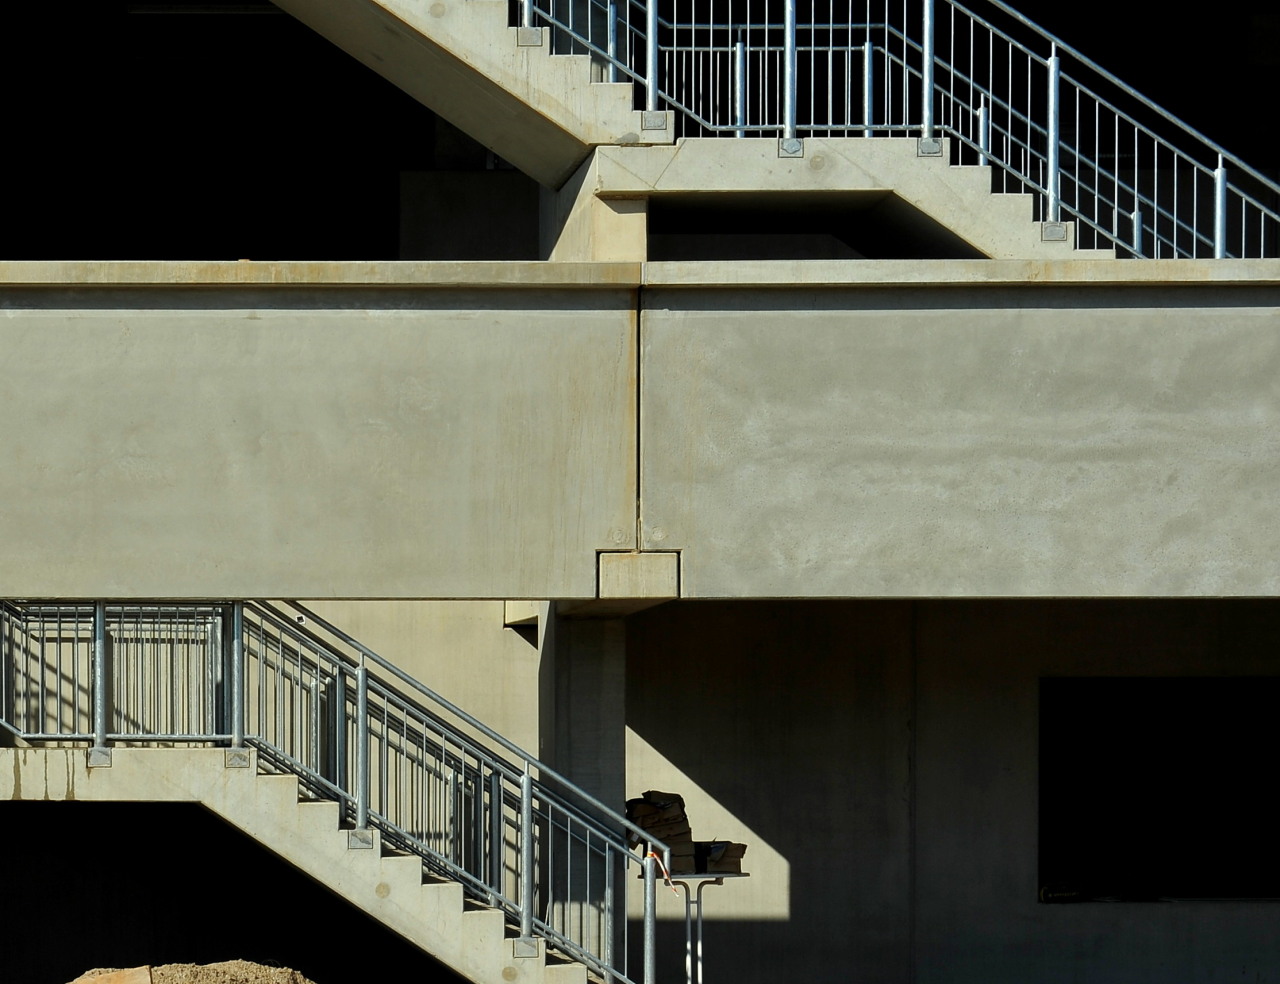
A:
978,98,990,164
520,766,535,938
607,0,618,83
521,0,532,28
1046,44,1061,222
783,0,797,139
92,602,108,750
488,770,505,896
645,0,658,112
862,39,874,136
643,853,657,984
921,0,934,138
1132,208,1143,256
355,664,370,830
734,37,746,137
229,602,244,748
1214,156,1228,258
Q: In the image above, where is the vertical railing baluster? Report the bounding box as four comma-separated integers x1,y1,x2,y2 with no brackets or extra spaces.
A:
645,0,658,112
520,765,535,939
91,602,108,756
920,0,934,137
643,852,657,984
1214,156,1228,259
230,602,244,747
783,0,797,139
488,770,505,899
355,663,370,832
734,35,746,137
862,39,874,137
1046,43,1061,222
607,0,618,82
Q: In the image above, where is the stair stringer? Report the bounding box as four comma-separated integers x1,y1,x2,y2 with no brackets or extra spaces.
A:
589,138,1118,260
0,747,586,984
272,0,673,188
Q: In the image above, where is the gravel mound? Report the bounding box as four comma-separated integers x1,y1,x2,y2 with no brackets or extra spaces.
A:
73,960,317,984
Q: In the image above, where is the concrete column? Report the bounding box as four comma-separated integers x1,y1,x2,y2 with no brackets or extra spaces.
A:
549,615,628,805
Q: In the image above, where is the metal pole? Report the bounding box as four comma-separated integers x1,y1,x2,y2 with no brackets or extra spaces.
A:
734,37,746,137
783,0,797,139
862,39,874,137
978,98,990,164
519,766,535,938
355,664,369,830
1046,43,1061,222
1214,155,1228,258
229,602,244,748
607,0,619,83
92,602,107,750
488,770,505,896
645,0,658,112
1132,208,1143,256
334,670,348,790
921,0,934,138
521,0,532,28
643,853,657,984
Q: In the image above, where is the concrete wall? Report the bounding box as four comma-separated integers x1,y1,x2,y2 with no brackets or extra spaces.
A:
0,270,638,599
623,598,1280,984
2,259,1278,601
640,267,1280,596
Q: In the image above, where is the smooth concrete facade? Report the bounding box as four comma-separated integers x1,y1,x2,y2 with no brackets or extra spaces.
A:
2,260,1278,600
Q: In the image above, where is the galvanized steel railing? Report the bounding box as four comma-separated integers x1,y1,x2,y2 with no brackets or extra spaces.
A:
0,600,673,984
524,0,1280,257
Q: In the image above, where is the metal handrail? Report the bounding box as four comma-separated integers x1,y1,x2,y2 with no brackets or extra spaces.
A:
519,0,1280,257
0,601,674,984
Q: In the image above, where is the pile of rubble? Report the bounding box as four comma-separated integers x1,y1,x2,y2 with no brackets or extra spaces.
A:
70,961,316,984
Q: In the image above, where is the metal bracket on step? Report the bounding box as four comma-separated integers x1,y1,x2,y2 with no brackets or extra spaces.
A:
87,747,112,769
1041,221,1069,242
516,27,543,46
225,749,251,769
778,138,804,158
512,938,540,959
917,138,943,157
348,829,375,850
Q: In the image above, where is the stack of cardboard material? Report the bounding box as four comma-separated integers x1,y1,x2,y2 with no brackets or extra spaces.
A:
626,790,696,873
695,840,748,875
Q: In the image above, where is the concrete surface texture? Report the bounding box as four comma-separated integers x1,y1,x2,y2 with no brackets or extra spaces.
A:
73,963,315,984
2,260,1278,599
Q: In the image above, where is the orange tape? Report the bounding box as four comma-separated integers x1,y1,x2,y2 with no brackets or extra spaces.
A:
646,851,681,895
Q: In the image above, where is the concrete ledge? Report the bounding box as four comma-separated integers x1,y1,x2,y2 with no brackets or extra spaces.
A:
598,551,679,600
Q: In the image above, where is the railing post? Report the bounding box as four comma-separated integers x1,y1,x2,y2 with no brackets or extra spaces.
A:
519,765,535,939
1046,43,1061,222
607,0,618,83
521,0,532,29
1132,208,1143,257
333,670,348,790
229,602,244,748
734,36,746,137
1214,155,1228,258
90,602,109,763
978,97,990,164
920,0,934,138
862,39,874,137
488,770,505,898
355,663,370,832
783,0,797,139
644,0,658,112
643,852,657,984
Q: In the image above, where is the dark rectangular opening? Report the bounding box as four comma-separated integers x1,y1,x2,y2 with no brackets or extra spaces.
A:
1040,676,1280,902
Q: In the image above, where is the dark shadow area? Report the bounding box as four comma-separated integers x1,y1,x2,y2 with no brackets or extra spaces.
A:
648,193,983,259
1040,677,1280,901
0,1,539,260
0,800,465,984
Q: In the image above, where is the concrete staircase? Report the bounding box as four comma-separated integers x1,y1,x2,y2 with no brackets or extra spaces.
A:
0,746,585,984
272,0,672,188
